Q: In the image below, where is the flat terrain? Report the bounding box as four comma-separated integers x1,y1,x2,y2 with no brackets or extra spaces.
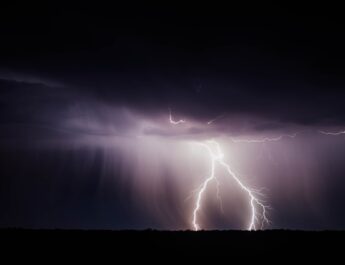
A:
1,229,344,259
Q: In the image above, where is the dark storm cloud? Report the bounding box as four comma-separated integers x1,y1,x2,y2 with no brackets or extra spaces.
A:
0,76,143,143
1,7,345,127
0,70,62,88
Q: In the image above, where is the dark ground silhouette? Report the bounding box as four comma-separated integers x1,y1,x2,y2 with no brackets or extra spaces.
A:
1,229,344,259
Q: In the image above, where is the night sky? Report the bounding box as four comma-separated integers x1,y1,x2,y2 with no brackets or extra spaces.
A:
1,5,345,230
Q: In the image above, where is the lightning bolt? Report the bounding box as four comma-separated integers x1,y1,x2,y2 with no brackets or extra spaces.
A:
169,108,186,125
319,130,345,136
192,140,270,231
230,133,298,143
207,114,225,125
167,110,274,230
167,111,270,230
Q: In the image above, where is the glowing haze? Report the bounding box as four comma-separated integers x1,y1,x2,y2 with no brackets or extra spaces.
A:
2,92,345,230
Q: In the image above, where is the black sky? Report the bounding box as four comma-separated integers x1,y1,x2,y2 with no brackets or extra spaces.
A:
1,6,345,123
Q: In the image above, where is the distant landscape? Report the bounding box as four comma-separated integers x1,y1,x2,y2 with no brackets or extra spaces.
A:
1,229,344,257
